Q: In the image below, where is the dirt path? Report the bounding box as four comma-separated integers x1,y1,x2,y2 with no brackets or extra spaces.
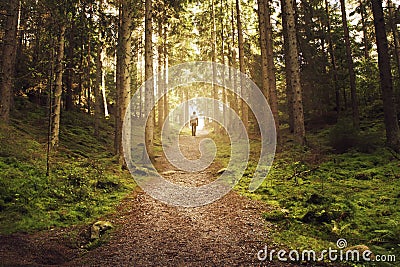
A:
0,130,311,266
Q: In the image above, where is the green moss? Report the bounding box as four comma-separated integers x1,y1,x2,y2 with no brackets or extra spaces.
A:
0,105,136,234
225,131,400,261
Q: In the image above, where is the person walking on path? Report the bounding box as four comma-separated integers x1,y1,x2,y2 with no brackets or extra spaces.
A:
190,111,199,136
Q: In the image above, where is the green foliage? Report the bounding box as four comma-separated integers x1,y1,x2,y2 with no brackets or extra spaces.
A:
229,129,400,261
0,105,135,234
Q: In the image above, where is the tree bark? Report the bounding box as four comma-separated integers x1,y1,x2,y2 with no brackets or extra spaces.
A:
236,0,248,131
163,22,168,126
212,0,218,128
94,42,103,137
119,0,132,163
65,18,75,111
101,47,109,118
115,0,132,164
282,0,305,145
86,5,93,115
230,3,239,118
281,0,294,132
51,24,66,149
388,0,400,79
359,0,369,60
86,44,91,115
324,0,340,114
157,19,164,130
220,0,227,127
340,0,360,128
0,0,19,123
114,2,122,154
258,0,279,134
145,0,154,160
371,0,400,152
137,39,143,118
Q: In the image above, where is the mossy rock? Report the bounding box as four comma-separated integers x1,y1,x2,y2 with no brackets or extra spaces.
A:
90,221,113,240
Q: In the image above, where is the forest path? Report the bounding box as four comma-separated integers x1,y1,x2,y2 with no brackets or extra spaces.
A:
66,129,299,266
0,130,304,266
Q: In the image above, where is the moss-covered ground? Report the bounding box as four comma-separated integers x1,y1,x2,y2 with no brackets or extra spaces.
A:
209,122,400,266
0,99,135,234
1,100,399,266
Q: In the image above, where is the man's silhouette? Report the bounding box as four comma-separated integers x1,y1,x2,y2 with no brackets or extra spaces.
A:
190,111,199,136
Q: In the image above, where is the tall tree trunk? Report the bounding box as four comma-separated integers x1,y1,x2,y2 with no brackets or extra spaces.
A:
212,0,218,128
157,19,164,130
94,42,103,137
101,47,109,118
359,0,369,60
119,0,132,163
230,2,239,118
51,24,66,149
281,0,294,132
78,37,84,107
86,5,92,115
371,0,400,152
258,0,279,134
163,24,168,127
115,0,132,164
114,2,122,154
388,0,400,79
236,0,248,131
282,0,305,144
226,34,235,129
145,0,154,160
0,0,19,123
86,42,91,114
324,0,340,114
265,0,279,134
340,0,360,128
65,19,75,111
46,45,55,176
220,0,227,127
137,40,143,118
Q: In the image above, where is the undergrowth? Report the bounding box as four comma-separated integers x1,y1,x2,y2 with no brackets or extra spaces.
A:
0,98,136,234
226,122,400,266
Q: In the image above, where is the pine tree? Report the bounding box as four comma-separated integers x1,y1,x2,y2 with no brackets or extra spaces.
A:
371,0,400,152
0,0,19,123
282,0,306,145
